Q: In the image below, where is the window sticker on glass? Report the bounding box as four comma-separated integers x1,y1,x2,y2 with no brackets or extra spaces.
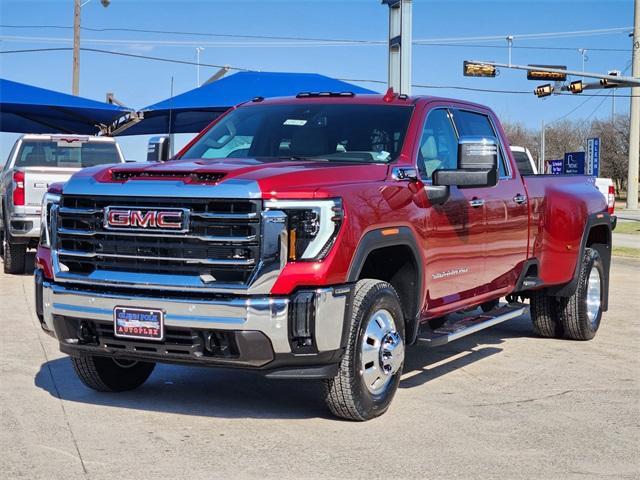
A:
375,151,391,162
283,119,307,126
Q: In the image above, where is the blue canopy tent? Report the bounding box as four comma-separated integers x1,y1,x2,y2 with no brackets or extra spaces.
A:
0,78,131,135
119,71,377,136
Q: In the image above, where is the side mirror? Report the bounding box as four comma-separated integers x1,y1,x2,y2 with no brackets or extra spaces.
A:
147,135,171,162
433,136,499,188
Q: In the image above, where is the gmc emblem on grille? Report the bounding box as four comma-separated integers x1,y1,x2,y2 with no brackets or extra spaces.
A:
104,207,189,231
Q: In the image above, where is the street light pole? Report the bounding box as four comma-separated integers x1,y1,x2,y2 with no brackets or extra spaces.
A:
540,119,546,173
627,0,640,210
578,48,588,80
196,47,204,87
72,0,81,95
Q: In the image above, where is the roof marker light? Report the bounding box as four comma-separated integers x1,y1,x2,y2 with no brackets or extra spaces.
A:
383,87,396,103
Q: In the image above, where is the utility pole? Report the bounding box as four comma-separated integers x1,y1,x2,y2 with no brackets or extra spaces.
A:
72,0,81,95
384,0,412,95
72,0,110,96
628,0,640,210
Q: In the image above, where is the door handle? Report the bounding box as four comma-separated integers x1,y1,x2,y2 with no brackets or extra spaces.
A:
513,194,527,205
469,198,485,208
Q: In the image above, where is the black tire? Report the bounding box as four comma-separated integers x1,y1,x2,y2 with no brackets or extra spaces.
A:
529,290,562,338
556,248,604,340
480,298,500,313
324,279,405,421
71,355,155,392
3,225,26,274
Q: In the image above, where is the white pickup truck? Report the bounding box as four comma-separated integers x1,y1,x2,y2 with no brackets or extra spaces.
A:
0,134,125,273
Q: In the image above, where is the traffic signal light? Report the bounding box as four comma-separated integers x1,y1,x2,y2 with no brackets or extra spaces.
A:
463,61,497,77
527,65,567,81
534,84,554,98
568,80,584,94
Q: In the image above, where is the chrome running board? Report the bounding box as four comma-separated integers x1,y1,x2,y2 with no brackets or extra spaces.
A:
417,303,527,348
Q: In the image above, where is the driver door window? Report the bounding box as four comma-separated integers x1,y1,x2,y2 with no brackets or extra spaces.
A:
417,108,458,181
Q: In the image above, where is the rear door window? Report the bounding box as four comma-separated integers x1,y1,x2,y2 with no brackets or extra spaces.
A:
15,141,120,168
512,150,535,175
451,110,509,178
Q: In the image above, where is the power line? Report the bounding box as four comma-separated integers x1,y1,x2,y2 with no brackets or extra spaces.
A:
584,92,614,121
546,60,633,124
1,47,639,98
0,34,377,47
0,24,632,49
0,47,249,70
415,43,628,52
0,24,382,44
413,26,633,43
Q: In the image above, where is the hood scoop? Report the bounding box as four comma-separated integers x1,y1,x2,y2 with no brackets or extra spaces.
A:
111,170,226,184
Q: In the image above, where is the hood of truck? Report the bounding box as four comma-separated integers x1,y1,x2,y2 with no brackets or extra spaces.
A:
64,157,389,198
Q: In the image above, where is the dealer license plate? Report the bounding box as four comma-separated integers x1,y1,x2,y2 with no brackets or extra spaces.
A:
114,307,164,341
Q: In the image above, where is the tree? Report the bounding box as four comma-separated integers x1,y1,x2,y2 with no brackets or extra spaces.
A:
542,120,589,162
589,116,630,191
501,121,540,163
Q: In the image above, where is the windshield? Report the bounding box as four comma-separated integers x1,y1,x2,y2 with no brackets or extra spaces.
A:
15,140,120,168
180,103,414,163
512,150,535,175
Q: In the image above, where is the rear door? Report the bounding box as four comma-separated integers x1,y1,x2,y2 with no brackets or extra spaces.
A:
451,109,529,292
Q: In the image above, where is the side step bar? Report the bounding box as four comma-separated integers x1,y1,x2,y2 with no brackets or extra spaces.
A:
417,303,527,348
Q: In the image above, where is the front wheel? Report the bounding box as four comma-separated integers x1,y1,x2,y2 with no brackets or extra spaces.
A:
324,279,405,421
71,355,155,392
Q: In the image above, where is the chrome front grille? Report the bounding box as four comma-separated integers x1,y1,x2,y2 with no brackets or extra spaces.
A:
55,195,261,285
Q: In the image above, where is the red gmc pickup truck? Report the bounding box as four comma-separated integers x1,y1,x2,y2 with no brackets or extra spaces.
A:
34,91,613,421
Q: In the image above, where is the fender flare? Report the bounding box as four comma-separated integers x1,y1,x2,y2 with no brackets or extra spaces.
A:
549,212,612,310
347,226,424,344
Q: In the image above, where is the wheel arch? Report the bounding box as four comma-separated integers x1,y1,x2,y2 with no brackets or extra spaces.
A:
549,212,612,310
347,227,424,345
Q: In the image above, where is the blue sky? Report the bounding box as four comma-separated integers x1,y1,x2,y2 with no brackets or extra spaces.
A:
0,0,634,161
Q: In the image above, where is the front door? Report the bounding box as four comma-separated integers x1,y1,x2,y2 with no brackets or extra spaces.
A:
416,107,487,316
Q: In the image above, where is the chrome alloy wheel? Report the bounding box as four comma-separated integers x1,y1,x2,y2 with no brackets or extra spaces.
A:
360,309,404,395
586,267,602,328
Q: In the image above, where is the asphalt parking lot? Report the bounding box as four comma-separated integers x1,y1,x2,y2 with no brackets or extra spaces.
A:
1,255,638,480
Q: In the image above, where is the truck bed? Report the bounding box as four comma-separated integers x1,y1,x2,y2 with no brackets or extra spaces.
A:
523,174,607,287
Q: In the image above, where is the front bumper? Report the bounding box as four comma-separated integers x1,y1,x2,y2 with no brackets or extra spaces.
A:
40,279,352,378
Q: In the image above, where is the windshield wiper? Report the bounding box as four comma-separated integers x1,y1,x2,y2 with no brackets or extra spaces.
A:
277,156,330,162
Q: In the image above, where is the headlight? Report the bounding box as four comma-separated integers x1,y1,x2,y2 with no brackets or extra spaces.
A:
264,199,343,261
40,192,60,248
